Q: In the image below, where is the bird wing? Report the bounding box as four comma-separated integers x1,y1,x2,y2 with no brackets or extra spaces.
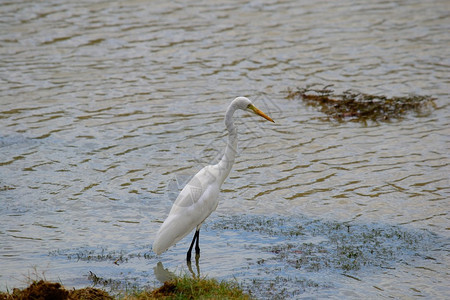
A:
152,165,220,255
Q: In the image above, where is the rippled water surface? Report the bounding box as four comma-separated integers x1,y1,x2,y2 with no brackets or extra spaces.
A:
1,0,449,298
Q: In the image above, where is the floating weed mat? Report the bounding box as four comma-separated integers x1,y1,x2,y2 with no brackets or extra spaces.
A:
286,85,436,122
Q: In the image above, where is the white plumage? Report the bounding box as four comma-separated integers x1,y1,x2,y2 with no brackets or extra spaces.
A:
153,97,274,260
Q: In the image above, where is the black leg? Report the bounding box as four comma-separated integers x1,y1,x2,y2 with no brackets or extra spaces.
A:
187,230,199,262
195,229,200,256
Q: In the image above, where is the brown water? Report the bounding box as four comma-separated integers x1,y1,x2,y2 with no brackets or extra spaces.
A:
1,0,449,298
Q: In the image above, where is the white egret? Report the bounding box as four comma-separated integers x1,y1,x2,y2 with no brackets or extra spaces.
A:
153,97,274,261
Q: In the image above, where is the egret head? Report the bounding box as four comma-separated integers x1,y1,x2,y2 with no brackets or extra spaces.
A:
231,97,275,123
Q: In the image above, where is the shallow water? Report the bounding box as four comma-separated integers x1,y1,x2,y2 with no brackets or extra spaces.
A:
1,0,449,298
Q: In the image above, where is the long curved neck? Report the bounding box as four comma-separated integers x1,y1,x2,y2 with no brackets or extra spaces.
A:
216,105,238,185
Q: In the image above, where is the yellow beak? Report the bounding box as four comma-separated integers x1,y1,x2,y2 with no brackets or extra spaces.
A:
248,104,275,123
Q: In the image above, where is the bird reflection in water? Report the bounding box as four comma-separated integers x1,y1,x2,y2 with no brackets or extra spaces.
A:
153,262,175,283
153,258,200,282
186,255,200,278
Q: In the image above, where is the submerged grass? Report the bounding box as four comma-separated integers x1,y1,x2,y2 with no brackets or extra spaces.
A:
210,215,431,272
12,215,441,299
286,85,435,122
49,247,155,263
204,214,439,298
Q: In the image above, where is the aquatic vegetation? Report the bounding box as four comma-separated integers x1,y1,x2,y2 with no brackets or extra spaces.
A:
88,271,140,292
206,214,438,298
210,215,431,272
250,276,319,300
286,85,436,122
45,214,440,298
49,247,155,264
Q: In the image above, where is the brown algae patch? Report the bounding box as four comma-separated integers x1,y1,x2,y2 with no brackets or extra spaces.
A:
0,280,113,300
286,85,436,122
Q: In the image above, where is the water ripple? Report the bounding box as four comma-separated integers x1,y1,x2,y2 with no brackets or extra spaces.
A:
0,0,448,297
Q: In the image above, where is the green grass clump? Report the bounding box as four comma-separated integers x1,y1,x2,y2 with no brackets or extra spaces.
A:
136,275,250,300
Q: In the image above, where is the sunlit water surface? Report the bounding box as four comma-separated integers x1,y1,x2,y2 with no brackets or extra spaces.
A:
1,0,449,298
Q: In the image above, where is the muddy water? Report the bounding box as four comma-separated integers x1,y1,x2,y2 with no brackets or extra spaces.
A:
1,0,449,298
